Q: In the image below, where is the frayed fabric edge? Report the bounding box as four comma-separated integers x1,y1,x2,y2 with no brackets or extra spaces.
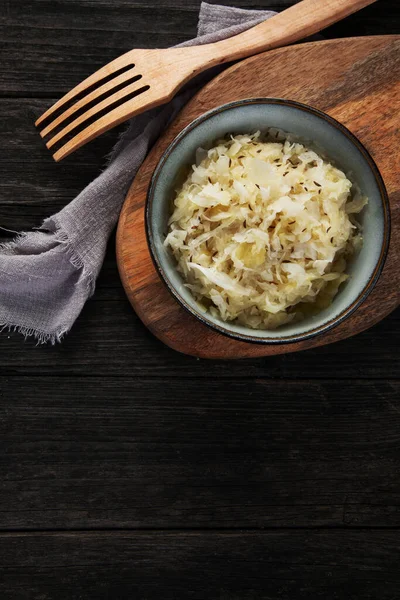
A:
0,221,94,345
0,322,68,345
0,231,29,251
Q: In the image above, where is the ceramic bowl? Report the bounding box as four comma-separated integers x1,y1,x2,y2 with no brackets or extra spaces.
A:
146,98,390,344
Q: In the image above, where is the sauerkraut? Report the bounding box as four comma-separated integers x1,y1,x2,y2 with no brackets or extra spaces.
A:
165,130,367,329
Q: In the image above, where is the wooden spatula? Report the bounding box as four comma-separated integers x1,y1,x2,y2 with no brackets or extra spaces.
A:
36,0,376,162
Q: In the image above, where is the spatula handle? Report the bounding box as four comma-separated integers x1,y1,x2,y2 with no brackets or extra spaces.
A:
206,0,377,64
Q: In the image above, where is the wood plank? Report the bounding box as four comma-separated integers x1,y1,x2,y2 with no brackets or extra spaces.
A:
0,99,120,231
1,251,399,377
1,530,400,599
0,0,398,95
1,376,400,530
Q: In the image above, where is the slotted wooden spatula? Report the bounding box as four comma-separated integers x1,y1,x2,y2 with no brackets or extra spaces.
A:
36,0,376,161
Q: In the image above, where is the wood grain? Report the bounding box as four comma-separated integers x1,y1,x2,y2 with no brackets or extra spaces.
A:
1,531,400,600
2,376,400,530
117,35,400,358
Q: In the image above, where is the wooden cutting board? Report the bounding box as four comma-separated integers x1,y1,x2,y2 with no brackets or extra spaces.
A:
116,36,400,359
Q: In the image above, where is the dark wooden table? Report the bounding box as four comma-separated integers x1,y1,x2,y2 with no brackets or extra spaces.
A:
1,1,399,598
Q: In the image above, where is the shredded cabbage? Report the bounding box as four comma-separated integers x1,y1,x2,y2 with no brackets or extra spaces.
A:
165,131,367,329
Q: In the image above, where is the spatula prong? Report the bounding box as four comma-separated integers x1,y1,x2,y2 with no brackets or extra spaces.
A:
35,51,136,128
46,79,149,150
52,86,161,162
39,69,141,139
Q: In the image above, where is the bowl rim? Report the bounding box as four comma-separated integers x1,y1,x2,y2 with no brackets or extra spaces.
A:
145,97,391,345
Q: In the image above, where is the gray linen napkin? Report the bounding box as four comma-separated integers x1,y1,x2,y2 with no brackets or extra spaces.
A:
0,2,276,343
